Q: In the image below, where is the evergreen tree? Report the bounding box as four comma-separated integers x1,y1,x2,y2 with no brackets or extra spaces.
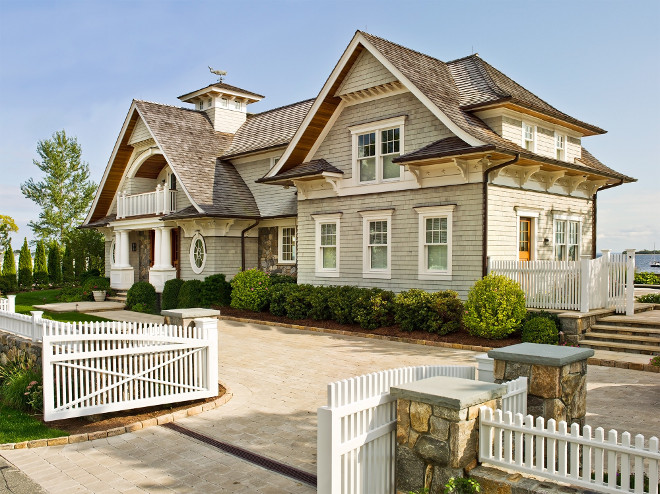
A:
48,242,63,285
61,243,74,283
2,245,17,292
17,238,33,289
20,130,96,243
33,240,49,286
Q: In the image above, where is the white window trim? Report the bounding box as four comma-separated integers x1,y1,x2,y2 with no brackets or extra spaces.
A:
359,209,393,279
514,208,540,261
522,121,536,153
278,225,296,264
312,213,341,278
270,156,281,169
189,232,207,274
350,116,406,185
552,213,582,261
414,205,455,280
555,132,566,161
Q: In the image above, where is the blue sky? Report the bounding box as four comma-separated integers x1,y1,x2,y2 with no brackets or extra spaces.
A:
0,0,658,252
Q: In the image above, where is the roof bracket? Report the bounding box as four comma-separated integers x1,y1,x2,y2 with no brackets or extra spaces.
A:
293,180,310,200
564,175,588,195
453,159,470,182
536,170,566,191
324,176,341,195
517,165,541,188
583,179,609,196
406,165,424,186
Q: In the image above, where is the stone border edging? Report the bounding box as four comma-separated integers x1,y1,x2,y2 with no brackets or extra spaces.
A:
0,382,233,451
220,316,660,373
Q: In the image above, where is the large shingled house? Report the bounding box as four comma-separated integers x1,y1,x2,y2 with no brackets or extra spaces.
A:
83,31,634,297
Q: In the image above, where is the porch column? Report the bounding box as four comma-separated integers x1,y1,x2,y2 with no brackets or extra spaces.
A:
111,230,135,290
153,227,162,269
113,231,121,267
161,227,173,268
119,231,130,268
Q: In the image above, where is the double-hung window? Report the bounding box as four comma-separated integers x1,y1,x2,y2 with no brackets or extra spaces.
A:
278,226,296,264
350,116,405,184
554,216,580,261
415,205,454,279
523,122,535,152
313,213,341,277
360,210,393,279
556,133,565,160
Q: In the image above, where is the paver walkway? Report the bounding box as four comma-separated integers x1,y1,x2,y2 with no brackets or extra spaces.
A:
2,320,658,493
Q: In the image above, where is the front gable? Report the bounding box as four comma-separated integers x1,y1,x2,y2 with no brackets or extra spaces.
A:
335,50,397,96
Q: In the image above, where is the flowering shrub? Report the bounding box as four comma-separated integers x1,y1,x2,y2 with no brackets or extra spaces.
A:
464,274,526,339
0,349,42,412
634,271,660,285
650,355,660,367
637,293,660,304
230,269,271,312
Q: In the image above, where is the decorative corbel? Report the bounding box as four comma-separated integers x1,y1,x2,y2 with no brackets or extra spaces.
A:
538,170,565,191
517,165,541,188
324,176,341,195
218,219,235,236
406,165,424,186
564,175,588,195
452,159,470,182
293,181,310,200
582,179,608,196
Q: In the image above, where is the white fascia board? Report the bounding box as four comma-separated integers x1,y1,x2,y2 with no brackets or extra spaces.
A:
134,106,203,214
84,102,138,225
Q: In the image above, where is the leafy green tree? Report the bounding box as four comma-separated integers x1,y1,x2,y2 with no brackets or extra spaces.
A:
68,229,105,279
0,215,18,248
61,243,74,283
1,245,17,293
17,238,33,289
33,240,49,286
20,130,96,244
47,242,63,285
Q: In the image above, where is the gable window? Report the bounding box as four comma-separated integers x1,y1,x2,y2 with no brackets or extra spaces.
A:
278,226,296,263
555,134,565,160
523,123,535,152
360,209,393,279
221,98,228,108
189,233,207,274
415,205,454,280
313,213,341,277
350,116,405,185
554,216,580,261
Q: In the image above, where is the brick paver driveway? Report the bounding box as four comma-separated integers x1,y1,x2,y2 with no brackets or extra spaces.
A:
2,320,658,493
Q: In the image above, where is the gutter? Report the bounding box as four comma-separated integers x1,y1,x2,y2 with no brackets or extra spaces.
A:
241,220,260,271
482,153,520,277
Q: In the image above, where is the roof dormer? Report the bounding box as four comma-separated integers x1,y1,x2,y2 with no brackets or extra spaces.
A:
178,82,264,134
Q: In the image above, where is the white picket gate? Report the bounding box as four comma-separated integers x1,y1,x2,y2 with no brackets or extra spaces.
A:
42,318,218,421
480,408,660,494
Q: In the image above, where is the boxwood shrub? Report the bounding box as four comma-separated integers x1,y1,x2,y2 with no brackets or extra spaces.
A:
126,282,157,314
464,274,526,339
327,286,361,324
269,283,297,317
178,279,203,308
522,316,558,344
285,284,316,320
201,274,232,307
353,288,395,330
394,289,462,335
307,286,334,320
230,269,271,312
162,278,184,310
269,273,297,285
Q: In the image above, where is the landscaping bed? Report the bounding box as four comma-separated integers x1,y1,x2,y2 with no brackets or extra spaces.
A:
218,306,522,348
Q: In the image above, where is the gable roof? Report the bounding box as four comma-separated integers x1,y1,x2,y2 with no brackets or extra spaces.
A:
257,159,343,184
178,82,265,101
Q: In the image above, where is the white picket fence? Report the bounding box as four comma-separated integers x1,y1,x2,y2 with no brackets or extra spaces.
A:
480,408,660,494
0,309,44,341
502,377,527,416
42,318,218,421
317,366,527,494
489,249,635,315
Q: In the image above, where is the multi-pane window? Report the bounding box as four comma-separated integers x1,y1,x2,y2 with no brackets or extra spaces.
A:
556,134,565,160
523,123,535,151
198,101,204,110
381,128,401,180
352,117,405,184
234,100,242,110
555,220,580,261
424,217,448,271
416,205,454,279
280,227,296,263
320,223,337,269
221,98,228,108
368,220,389,270
360,210,393,279
358,132,376,181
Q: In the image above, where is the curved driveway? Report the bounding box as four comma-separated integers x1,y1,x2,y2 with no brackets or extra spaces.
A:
1,320,658,493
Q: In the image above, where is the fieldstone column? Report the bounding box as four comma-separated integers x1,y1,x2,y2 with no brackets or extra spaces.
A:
391,376,506,494
488,343,594,427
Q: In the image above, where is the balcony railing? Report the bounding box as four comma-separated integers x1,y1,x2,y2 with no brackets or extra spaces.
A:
116,185,177,219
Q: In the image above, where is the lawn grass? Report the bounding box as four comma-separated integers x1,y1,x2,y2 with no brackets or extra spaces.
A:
13,288,110,323
0,404,67,443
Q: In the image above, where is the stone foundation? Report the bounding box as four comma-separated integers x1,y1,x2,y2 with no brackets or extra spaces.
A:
557,308,614,345
0,330,42,365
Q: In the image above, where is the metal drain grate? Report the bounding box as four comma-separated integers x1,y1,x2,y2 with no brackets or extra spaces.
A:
163,422,317,487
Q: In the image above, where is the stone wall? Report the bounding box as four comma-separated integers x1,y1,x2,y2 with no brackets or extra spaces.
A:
0,330,42,366
257,227,296,276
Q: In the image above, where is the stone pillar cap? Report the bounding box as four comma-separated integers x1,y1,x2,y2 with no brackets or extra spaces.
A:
161,308,220,318
391,376,506,410
488,343,593,366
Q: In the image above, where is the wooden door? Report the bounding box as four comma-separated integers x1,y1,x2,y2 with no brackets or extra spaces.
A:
171,227,180,277
519,217,531,261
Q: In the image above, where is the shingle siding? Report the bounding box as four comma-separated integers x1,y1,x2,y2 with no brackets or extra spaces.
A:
179,235,257,281
336,50,397,95
128,117,151,145
232,157,297,217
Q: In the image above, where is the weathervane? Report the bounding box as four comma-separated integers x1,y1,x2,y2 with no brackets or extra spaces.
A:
208,66,227,83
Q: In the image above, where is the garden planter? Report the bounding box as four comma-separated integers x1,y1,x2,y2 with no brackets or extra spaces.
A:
92,290,106,302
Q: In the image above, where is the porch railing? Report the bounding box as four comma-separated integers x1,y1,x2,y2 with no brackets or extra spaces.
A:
116,185,177,219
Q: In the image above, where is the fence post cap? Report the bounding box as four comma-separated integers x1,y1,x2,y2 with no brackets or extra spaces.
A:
390,376,506,410
7,294,16,300
488,343,594,366
30,310,44,318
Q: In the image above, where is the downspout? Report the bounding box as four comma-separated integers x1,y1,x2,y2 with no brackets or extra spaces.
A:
241,220,260,271
482,153,520,277
591,179,623,257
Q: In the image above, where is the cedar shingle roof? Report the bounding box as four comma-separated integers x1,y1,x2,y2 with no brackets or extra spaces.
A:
178,82,265,100
223,99,314,158
257,159,343,183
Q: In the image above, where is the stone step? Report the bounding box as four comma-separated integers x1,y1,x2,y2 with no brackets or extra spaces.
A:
584,331,660,344
596,317,660,329
579,339,660,355
107,296,127,303
589,324,660,338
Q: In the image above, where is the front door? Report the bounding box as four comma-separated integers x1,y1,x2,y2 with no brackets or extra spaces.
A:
519,217,531,261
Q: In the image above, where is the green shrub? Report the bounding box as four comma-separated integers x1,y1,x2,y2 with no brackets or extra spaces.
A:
82,276,110,293
61,243,74,283
634,271,660,285
131,303,152,314
327,286,362,324
464,274,526,339
178,279,203,308
285,284,315,320
126,282,157,313
17,238,33,289
201,274,232,307
650,355,660,367
230,269,271,312
524,310,561,331
1,245,17,293
48,242,63,285
353,288,396,330
162,278,184,310
521,316,559,344
307,286,334,320
444,477,481,494
80,269,101,285
395,289,463,335
637,293,660,304
269,273,297,285
33,241,49,286
269,283,297,317
58,286,86,302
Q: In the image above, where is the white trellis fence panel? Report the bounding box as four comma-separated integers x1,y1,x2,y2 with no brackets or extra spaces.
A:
502,377,527,416
42,319,218,421
480,408,659,494
317,365,475,494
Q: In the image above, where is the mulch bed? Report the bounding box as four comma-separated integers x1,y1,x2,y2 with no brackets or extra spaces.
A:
36,385,226,435
217,306,521,349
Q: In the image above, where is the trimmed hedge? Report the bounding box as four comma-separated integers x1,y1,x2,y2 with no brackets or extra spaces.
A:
162,278,184,310
395,289,462,335
522,316,559,344
353,288,395,330
126,282,157,314
202,274,232,307
178,280,203,308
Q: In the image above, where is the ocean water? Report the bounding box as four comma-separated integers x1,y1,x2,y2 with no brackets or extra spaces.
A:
634,253,660,273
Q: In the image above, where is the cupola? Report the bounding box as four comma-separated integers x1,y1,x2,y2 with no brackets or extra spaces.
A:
178,78,264,134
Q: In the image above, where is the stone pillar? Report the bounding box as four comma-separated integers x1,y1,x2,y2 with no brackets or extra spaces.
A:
391,376,506,494
153,227,162,269
488,343,594,427
161,227,173,268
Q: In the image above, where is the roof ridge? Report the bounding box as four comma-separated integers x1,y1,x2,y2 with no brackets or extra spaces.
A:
249,98,315,117
358,31,449,67
134,99,205,114
469,56,510,99
445,53,479,64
